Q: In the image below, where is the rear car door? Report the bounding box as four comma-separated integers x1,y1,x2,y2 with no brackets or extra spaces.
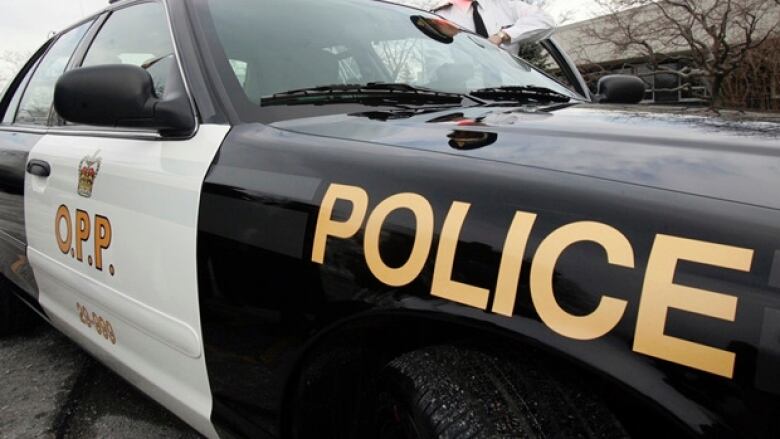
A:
24,2,229,436
0,22,92,302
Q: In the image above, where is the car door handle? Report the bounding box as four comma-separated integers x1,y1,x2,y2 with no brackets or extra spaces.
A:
26,159,51,178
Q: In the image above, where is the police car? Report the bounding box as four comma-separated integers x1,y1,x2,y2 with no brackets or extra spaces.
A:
1,0,779,437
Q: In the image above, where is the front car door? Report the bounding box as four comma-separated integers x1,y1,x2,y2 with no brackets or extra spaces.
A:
23,1,229,436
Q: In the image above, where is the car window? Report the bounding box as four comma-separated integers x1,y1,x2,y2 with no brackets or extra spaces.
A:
1,57,40,125
82,2,174,98
229,59,248,87
202,0,579,106
14,22,91,126
517,43,577,93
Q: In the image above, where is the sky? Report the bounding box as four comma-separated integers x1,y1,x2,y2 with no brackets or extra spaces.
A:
0,0,600,90
0,0,107,55
546,0,601,23
0,0,107,90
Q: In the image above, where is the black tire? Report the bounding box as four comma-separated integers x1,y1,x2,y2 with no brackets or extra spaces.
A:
371,345,629,439
0,283,39,336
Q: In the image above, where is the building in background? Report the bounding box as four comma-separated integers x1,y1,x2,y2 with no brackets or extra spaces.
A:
553,0,780,110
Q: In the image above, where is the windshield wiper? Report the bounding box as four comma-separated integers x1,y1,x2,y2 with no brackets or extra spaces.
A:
469,86,572,104
260,83,468,107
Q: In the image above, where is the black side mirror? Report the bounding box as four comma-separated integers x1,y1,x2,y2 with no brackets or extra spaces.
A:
54,64,195,136
595,74,646,104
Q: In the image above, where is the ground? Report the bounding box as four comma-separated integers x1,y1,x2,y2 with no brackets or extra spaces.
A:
0,323,201,438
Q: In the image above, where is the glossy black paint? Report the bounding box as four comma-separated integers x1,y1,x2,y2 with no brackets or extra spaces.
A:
197,104,780,438
0,131,42,297
273,105,780,209
0,0,777,437
54,64,196,136
595,75,646,104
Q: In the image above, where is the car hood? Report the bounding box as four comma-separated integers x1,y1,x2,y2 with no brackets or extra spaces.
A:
270,104,780,209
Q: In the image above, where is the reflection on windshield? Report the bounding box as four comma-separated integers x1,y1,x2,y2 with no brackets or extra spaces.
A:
410,16,461,43
203,0,577,106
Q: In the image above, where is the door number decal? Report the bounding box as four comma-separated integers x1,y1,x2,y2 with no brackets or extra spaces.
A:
77,302,117,345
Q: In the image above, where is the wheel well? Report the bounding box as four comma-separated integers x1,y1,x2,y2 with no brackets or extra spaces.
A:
281,311,691,439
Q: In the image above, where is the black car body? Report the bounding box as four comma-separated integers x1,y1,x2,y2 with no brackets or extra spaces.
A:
0,0,779,438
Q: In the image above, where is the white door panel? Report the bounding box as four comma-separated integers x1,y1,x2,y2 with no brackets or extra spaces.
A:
25,124,229,439
30,250,216,437
28,249,202,357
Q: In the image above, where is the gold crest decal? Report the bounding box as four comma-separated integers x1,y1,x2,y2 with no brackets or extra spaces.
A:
78,151,102,198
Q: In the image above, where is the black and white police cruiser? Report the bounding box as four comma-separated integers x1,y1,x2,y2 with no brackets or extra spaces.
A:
1,0,779,438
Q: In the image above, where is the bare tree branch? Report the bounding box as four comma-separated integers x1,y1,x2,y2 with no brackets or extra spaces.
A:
573,0,779,108
0,50,31,92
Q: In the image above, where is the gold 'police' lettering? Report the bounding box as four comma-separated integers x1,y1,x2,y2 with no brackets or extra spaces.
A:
529,222,633,340
493,211,537,316
364,193,434,287
55,205,72,254
633,235,753,379
431,202,490,310
312,184,369,264
311,183,759,378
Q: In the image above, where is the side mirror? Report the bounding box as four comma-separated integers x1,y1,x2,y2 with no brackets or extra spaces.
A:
595,74,646,104
54,64,195,136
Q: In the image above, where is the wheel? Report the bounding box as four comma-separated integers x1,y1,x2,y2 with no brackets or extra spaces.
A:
0,282,39,336
370,345,629,439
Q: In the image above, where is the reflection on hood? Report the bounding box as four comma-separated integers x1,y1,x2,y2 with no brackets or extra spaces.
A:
273,104,780,209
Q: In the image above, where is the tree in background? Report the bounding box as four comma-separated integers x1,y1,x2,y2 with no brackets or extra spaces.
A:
517,42,550,70
582,0,779,108
0,51,30,94
720,37,780,111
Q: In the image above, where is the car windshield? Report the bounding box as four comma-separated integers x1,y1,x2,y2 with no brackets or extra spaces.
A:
198,0,579,107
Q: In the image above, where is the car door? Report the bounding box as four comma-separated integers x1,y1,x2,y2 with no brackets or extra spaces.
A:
24,2,229,437
0,22,93,301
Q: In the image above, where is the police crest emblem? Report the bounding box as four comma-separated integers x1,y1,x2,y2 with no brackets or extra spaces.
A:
78,151,102,198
